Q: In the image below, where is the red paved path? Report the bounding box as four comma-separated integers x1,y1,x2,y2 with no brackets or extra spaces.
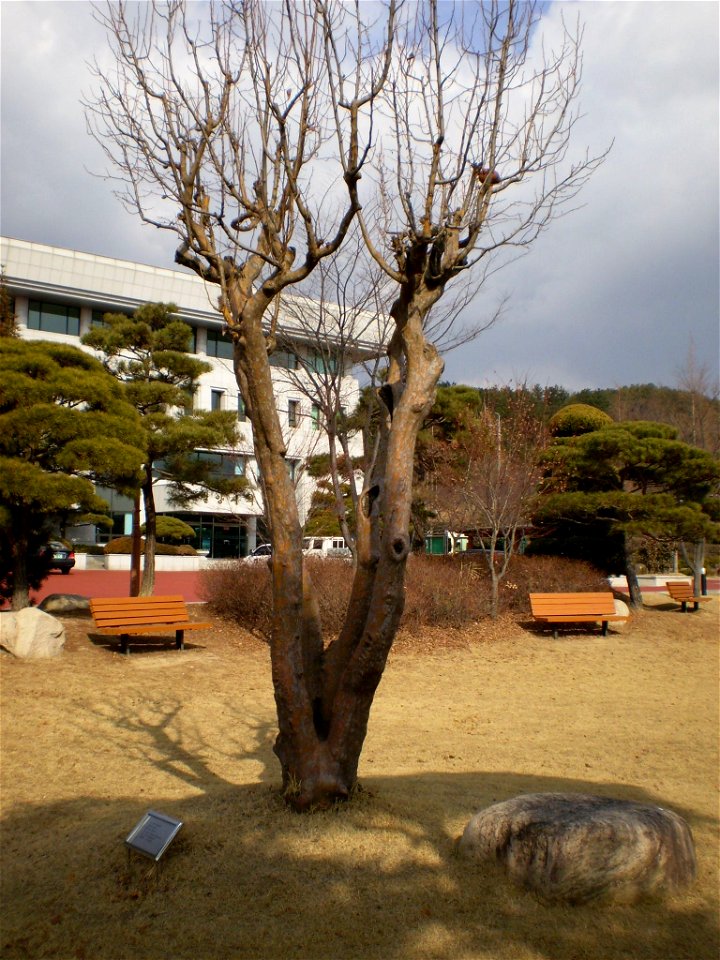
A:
8,569,719,609
26,569,209,605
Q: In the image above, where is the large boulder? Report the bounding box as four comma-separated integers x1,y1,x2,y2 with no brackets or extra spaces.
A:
458,793,696,904
0,608,66,659
613,597,631,629
39,593,90,614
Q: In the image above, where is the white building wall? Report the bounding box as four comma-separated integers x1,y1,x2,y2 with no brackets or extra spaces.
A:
1,236,374,554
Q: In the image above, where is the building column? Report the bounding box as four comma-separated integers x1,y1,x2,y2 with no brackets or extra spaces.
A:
246,516,257,553
196,326,208,355
13,295,28,327
79,305,93,337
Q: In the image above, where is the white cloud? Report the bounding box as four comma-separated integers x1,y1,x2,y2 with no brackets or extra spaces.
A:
1,0,717,391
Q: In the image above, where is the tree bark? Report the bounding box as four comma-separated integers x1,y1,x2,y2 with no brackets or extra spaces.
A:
624,535,643,608
130,489,142,597
10,518,30,611
140,466,156,596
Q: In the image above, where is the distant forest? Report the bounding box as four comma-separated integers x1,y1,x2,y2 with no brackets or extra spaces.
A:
435,381,720,455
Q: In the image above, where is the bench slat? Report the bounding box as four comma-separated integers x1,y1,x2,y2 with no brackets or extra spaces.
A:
529,591,627,637
100,622,212,635
89,595,212,653
666,581,711,611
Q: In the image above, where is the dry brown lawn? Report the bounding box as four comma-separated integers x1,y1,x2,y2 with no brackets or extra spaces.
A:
1,595,718,960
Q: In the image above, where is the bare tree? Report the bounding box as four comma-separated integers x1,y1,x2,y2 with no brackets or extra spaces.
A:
87,0,603,808
675,339,720,456
275,232,393,555
425,392,549,617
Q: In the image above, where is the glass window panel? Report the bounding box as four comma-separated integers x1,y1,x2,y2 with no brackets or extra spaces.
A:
28,300,79,335
207,327,234,359
269,350,297,369
28,301,41,329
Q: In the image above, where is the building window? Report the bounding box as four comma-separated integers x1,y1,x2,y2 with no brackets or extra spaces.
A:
91,308,110,328
286,458,299,482
237,396,247,421
193,450,246,478
28,300,80,336
288,399,300,428
269,349,298,370
210,389,224,412
311,404,322,431
305,351,338,375
206,327,234,359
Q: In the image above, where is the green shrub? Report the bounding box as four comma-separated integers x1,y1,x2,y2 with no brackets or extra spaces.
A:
72,543,106,555
104,537,197,556
549,403,613,437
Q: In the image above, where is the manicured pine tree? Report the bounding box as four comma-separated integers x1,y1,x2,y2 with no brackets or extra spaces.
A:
82,303,246,594
0,340,145,609
534,414,720,604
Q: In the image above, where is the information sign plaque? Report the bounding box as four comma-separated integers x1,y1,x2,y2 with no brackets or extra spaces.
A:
125,810,183,862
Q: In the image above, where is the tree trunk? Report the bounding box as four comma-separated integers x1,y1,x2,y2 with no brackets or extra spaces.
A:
130,488,142,597
140,466,156,596
682,538,705,596
10,522,30,611
624,535,643,607
232,288,444,810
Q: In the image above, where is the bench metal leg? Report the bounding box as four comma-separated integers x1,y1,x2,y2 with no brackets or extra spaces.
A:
175,630,185,650
601,621,608,636
120,635,129,655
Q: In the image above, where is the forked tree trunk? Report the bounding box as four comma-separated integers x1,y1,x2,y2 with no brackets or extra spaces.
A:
233,291,444,809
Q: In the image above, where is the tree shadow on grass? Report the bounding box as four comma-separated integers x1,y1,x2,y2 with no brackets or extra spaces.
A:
2,695,718,960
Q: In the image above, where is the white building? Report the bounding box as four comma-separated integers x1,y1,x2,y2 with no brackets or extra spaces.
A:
1,237,381,557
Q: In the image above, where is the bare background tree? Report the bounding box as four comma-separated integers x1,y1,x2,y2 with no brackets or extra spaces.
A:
424,391,549,617
87,0,604,808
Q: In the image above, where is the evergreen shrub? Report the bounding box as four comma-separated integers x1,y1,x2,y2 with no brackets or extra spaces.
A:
104,537,197,556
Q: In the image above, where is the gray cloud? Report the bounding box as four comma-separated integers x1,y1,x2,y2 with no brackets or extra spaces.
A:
1,1,717,391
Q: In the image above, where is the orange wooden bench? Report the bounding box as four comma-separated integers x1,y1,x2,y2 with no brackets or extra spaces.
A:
89,595,212,654
529,592,628,639
665,581,712,613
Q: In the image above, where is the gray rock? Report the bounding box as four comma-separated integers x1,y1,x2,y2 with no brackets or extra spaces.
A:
38,593,90,614
613,597,630,628
458,792,696,904
0,608,66,659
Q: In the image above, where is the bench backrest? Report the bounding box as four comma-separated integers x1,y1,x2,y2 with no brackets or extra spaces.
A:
529,592,616,617
90,595,190,630
666,581,695,600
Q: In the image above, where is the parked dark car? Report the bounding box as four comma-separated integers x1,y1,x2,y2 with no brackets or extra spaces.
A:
39,541,75,574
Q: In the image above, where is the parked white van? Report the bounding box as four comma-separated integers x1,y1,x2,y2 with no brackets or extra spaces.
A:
303,536,352,558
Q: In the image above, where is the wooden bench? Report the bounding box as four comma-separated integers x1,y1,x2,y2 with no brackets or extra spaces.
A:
529,592,629,639
89,596,212,654
665,581,712,613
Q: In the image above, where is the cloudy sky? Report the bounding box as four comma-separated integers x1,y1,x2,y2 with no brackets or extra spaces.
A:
1,1,718,393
